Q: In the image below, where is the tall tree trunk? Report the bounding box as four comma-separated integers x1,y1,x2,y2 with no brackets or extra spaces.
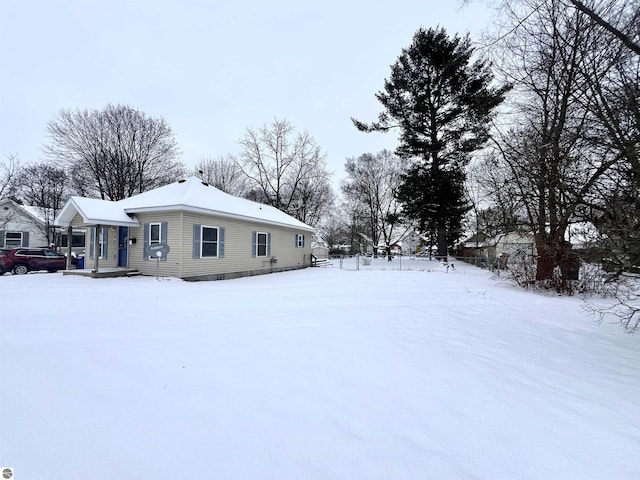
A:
436,221,448,260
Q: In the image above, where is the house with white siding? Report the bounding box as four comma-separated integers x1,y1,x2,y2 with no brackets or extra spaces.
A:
54,177,314,280
0,198,49,248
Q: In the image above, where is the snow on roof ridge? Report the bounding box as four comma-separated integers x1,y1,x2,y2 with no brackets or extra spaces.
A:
116,177,313,231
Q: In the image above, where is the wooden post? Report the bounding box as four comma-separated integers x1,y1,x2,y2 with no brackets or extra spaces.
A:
66,225,73,270
93,224,100,273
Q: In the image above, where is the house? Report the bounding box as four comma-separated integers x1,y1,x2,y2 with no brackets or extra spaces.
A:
0,198,49,248
54,177,314,280
457,231,536,267
310,234,329,259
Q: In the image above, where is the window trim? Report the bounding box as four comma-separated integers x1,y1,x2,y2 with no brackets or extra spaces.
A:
200,225,219,258
256,231,268,257
98,228,106,259
5,231,22,248
149,222,162,245
147,222,162,260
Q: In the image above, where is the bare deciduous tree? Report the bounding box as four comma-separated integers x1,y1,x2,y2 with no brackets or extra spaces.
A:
0,153,21,228
18,162,70,245
478,0,636,284
44,104,185,201
237,118,334,226
341,150,408,259
193,155,249,197
0,153,20,200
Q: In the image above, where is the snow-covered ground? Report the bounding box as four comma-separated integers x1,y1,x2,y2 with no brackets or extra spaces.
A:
1,259,639,479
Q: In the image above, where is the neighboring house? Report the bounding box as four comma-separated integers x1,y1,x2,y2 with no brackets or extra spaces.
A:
311,234,329,259
54,177,314,280
0,198,48,248
458,231,536,267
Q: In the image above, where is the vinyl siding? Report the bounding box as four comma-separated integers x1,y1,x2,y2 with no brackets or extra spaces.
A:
69,213,85,227
180,212,311,279
127,212,182,277
83,226,119,269
79,209,312,279
1,203,48,247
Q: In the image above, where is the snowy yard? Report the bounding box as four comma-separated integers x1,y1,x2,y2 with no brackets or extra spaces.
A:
1,259,639,479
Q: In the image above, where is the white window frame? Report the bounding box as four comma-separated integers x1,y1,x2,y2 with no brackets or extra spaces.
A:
98,228,106,259
256,231,268,257
149,222,161,246
147,222,162,260
296,234,304,248
5,231,22,247
201,225,219,258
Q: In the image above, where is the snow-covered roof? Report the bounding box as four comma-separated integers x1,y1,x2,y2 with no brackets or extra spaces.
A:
55,177,313,231
0,198,46,225
56,196,141,227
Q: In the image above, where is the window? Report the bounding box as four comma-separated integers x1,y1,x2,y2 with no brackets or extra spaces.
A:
89,227,108,259
296,234,305,248
98,229,106,259
192,224,224,259
58,233,86,248
144,222,168,261
254,231,269,257
201,226,218,258
150,223,161,245
5,231,22,247
257,232,268,256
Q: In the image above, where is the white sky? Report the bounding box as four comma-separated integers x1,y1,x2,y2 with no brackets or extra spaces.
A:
0,0,492,186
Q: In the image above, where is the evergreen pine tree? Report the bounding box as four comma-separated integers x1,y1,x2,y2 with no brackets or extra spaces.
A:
353,27,509,258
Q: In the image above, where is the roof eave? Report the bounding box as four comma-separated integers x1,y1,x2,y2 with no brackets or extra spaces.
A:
124,204,314,231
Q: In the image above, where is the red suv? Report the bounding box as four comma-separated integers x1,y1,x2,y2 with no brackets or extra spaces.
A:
0,248,67,275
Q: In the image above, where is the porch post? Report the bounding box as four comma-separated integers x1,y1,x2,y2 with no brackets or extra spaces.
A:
93,224,101,273
66,225,73,270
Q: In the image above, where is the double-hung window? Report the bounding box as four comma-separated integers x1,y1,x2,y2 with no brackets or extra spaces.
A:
150,223,161,246
296,234,305,248
256,232,268,257
98,229,106,259
148,222,161,259
201,226,219,258
5,231,23,247
252,231,271,257
89,227,108,259
192,224,224,259
143,222,168,261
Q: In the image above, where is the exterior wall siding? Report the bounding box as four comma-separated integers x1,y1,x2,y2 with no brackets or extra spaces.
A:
1,205,48,247
179,212,311,280
81,225,119,270
70,209,312,280
127,212,182,277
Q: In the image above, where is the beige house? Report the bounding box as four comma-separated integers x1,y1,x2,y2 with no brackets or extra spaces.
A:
54,177,314,280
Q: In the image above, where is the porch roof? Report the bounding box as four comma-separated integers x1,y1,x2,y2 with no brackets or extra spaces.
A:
55,196,141,227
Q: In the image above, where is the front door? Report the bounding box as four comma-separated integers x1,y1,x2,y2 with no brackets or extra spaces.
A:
118,227,128,267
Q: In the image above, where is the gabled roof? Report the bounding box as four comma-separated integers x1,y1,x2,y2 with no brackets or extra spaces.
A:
55,177,314,231
55,196,141,227
0,198,46,226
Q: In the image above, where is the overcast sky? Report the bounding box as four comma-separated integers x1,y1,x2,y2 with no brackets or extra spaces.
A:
0,0,492,187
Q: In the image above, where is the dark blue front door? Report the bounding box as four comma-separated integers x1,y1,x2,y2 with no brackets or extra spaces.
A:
118,227,128,267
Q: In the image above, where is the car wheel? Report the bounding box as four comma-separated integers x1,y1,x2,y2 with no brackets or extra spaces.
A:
12,264,29,275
